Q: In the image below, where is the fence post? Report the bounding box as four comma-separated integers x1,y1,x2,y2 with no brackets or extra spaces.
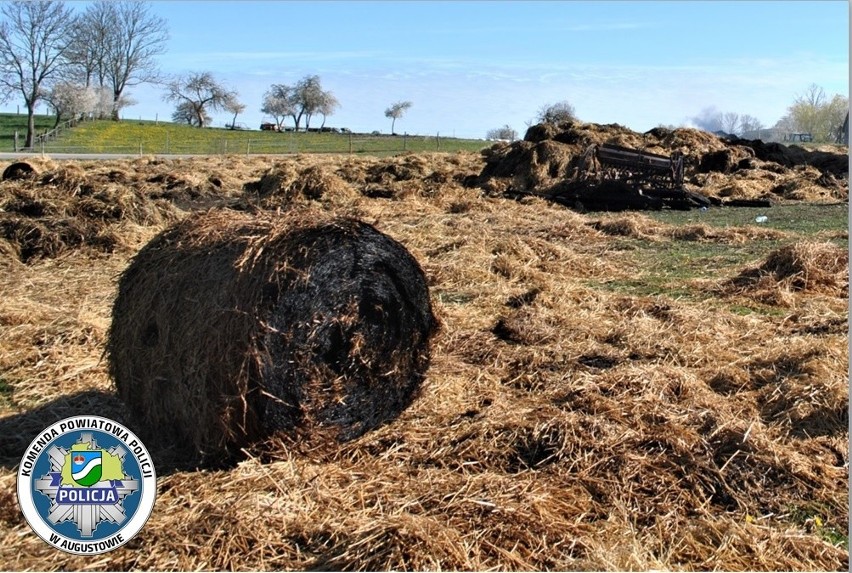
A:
349,132,352,154
139,140,143,156
404,133,407,152
246,139,251,156
166,132,170,154
436,132,439,151
13,130,17,152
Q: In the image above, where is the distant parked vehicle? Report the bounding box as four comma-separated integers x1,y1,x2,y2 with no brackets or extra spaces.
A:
226,122,248,130
787,132,813,142
260,122,279,132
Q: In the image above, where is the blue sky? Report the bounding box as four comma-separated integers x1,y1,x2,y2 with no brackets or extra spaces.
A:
29,1,852,137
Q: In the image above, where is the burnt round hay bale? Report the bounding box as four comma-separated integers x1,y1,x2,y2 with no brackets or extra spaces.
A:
107,209,438,466
2,161,36,181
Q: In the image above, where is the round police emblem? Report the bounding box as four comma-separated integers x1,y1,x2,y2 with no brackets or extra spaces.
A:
16,416,156,555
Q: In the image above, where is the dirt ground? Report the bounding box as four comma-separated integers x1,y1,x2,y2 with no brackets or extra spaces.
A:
0,123,848,571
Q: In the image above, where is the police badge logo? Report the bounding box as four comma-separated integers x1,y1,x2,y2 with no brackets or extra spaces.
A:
16,416,156,555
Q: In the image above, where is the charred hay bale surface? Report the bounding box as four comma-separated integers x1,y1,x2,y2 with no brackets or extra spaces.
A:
107,209,438,466
2,161,35,181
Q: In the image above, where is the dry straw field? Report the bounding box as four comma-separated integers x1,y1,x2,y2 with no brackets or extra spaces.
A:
0,122,848,571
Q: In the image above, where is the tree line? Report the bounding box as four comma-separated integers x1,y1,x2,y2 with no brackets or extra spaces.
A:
0,0,415,149
686,85,847,143
0,0,168,147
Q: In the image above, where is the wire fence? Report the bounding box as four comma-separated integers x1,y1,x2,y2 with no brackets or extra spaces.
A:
18,128,487,156
14,116,85,151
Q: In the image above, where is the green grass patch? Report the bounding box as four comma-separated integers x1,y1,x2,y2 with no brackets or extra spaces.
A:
436,291,478,305
785,502,849,548
14,117,488,155
0,112,58,150
587,204,847,309
645,203,848,239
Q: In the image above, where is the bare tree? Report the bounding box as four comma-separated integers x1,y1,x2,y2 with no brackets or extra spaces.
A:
171,100,205,126
0,0,75,147
739,114,764,137
486,124,517,141
537,100,577,124
73,1,168,120
721,112,740,135
385,100,412,134
66,3,110,89
163,72,237,128
773,113,796,134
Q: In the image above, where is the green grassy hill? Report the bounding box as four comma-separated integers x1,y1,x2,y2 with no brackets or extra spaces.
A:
0,113,59,150
0,114,488,155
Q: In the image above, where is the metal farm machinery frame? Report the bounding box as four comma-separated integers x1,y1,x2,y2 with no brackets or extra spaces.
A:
571,143,709,210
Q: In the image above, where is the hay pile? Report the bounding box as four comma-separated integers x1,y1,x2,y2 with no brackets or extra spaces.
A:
475,121,849,206
720,240,849,305
0,153,486,263
0,162,182,262
248,152,482,205
248,161,359,207
107,209,438,466
0,152,846,571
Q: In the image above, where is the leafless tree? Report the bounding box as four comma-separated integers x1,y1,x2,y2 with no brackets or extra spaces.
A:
537,100,577,124
66,4,109,89
720,112,740,135
486,125,517,141
385,100,412,134
163,72,237,128
171,100,206,126
799,83,827,108
739,114,764,137
72,1,168,120
773,113,796,134
0,0,75,147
